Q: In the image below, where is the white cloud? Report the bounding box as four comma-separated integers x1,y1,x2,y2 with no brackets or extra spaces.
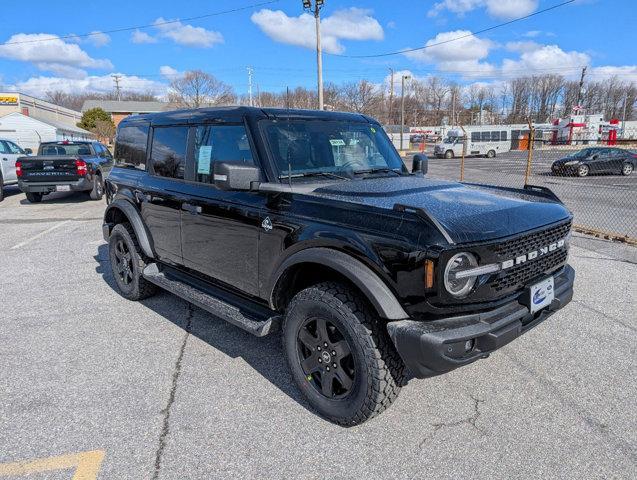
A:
404,30,496,77
251,8,383,54
0,33,113,78
131,30,157,44
153,17,223,48
502,44,590,76
523,30,541,38
159,65,181,79
428,0,538,20
11,74,167,98
87,31,111,47
590,65,637,84
505,40,542,53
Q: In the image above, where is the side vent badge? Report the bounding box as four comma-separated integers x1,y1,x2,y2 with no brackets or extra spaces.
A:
261,216,273,232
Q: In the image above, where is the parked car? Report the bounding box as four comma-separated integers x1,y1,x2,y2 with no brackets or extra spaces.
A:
103,107,574,425
16,140,113,203
551,147,636,177
0,138,32,202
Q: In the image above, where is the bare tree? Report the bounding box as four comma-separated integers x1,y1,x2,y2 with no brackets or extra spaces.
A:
169,70,235,108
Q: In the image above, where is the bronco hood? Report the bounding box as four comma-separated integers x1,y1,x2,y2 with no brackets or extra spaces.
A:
310,176,571,244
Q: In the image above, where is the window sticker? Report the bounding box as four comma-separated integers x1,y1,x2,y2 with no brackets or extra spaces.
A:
329,139,346,146
197,146,213,174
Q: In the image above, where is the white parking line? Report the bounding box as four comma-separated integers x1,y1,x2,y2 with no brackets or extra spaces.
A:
10,211,90,250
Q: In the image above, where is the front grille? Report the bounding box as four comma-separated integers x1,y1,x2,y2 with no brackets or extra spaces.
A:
487,220,571,295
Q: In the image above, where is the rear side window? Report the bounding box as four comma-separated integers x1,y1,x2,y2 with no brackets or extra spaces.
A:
150,126,189,180
490,131,500,141
193,125,254,183
500,131,508,141
115,124,149,169
481,132,490,141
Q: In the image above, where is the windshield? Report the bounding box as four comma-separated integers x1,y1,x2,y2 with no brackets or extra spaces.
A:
40,143,93,156
442,136,459,144
261,120,406,178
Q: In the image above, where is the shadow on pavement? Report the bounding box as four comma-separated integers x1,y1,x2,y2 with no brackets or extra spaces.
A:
93,244,313,418
19,191,93,205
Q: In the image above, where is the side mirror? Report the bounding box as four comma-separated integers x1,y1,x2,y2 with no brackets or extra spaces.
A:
412,154,428,175
24,148,33,155
213,161,261,191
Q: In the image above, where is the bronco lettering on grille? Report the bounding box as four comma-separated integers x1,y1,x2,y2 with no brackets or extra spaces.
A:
501,239,566,270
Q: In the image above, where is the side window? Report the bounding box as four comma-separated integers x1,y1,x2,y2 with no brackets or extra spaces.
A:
481,131,490,141
5,141,24,154
490,131,500,141
501,131,508,141
101,144,112,158
471,132,480,142
193,124,254,183
114,124,149,169
0,141,10,154
150,126,189,180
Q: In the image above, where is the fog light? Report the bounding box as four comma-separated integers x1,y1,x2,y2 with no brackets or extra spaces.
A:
464,339,475,353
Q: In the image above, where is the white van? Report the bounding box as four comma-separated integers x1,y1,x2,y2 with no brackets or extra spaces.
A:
433,127,512,159
0,138,32,202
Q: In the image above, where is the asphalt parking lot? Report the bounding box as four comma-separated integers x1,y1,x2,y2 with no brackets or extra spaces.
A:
418,149,637,239
0,184,635,479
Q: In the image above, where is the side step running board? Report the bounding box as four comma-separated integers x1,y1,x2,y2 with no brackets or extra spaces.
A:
142,264,281,337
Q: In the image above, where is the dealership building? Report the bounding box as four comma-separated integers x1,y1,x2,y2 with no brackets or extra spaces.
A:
0,93,93,151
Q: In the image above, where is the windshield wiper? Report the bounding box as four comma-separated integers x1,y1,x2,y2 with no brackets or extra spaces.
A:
278,171,349,181
352,168,402,176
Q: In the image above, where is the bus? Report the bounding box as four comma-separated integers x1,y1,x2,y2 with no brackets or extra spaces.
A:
433,126,513,159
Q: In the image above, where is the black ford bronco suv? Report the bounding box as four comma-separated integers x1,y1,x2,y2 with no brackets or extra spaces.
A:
103,107,574,425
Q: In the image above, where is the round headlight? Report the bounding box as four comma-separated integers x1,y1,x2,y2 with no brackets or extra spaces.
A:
444,252,478,298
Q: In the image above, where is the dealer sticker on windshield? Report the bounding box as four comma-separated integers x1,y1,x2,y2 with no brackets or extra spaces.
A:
529,276,554,313
329,139,346,146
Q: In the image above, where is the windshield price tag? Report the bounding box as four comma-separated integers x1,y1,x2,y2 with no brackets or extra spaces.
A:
329,139,346,146
197,146,213,174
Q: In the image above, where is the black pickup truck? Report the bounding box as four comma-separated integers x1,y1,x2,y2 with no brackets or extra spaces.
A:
103,107,575,425
16,140,113,203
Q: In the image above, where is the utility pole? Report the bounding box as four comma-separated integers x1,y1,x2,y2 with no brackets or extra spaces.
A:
575,66,587,108
621,91,628,139
400,74,410,151
388,68,394,125
111,74,122,101
247,66,253,107
451,89,456,127
303,1,324,110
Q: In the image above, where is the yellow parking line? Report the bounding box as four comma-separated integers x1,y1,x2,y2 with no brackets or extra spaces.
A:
0,449,105,479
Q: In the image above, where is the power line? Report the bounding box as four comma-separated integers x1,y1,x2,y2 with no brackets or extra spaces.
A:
2,0,280,46
325,0,575,58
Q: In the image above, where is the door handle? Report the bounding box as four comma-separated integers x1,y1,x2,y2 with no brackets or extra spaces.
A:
182,203,202,214
2,157,7,161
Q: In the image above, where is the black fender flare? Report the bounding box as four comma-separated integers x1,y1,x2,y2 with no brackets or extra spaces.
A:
104,199,155,258
270,247,409,320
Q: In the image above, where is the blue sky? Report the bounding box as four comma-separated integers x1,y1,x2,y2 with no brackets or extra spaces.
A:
0,0,634,99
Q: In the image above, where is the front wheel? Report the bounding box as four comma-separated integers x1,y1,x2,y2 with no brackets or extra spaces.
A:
577,164,590,177
444,150,454,159
283,282,405,426
486,149,496,158
621,162,634,176
25,192,43,203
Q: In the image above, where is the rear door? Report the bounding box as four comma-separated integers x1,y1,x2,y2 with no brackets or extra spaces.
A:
180,122,263,296
138,124,191,267
0,140,20,182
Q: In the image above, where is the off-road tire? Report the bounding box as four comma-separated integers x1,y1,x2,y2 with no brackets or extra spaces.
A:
89,174,104,200
486,149,496,158
444,150,454,159
283,281,406,426
108,222,157,301
25,192,42,203
621,162,633,176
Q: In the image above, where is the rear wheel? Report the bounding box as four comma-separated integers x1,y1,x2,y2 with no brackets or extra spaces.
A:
108,223,157,301
621,162,633,176
577,164,590,177
89,174,104,200
283,282,405,426
444,150,454,159
486,149,496,158
25,192,42,203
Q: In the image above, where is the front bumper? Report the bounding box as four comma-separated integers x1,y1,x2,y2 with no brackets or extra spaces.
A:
18,177,93,193
387,264,574,378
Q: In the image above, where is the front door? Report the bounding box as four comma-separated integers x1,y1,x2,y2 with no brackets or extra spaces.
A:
139,125,190,267
180,123,263,296
0,140,20,182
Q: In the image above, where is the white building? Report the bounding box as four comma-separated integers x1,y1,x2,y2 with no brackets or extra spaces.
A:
0,92,82,129
0,112,94,152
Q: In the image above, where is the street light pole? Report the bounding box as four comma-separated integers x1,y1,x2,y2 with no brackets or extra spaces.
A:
303,1,325,110
400,74,410,151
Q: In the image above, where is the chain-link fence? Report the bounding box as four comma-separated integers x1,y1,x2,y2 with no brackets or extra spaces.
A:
409,126,637,244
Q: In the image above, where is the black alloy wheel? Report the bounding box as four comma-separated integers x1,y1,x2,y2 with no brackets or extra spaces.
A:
113,238,133,285
297,317,355,399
